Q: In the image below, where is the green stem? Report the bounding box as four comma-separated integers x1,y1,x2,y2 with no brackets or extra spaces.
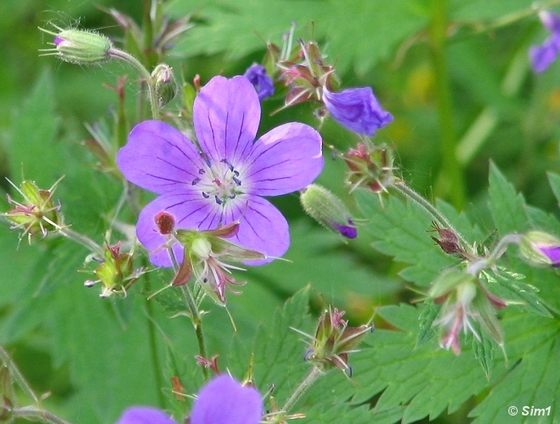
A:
281,366,323,414
10,406,73,424
108,48,160,119
57,228,103,256
142,261,166,408
180,285,209,381
0,346,38,404
391,182,472,253
429,0,466,209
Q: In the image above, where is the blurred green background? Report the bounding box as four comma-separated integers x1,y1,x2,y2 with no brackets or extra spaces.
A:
0,0,559,423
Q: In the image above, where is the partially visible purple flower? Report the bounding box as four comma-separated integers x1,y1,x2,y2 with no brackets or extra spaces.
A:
520,230,560,267
115,406,176,424
323,87,393,136
190,375,262,424
117,75,323,267
243,64,274,100
529,11,560,73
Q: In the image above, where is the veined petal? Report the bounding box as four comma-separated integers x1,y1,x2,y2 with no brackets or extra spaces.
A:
224,196,289,264
137,194,222,267
323,87,393,136
193,76,260,165
244,123,323,196
117,120,203,194
190,375,262,424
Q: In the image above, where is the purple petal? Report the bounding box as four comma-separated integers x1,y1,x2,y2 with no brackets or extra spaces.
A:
244,122,323,196
136,195,222,267
332,219,358,239
223,195,290,263
190,375,262,424
539,245,560,266
539,11,560,33
529,37,560,73
115,407,176,424
243,64,274,100
323,87,393,136
194,76,260,165
117,120,203,195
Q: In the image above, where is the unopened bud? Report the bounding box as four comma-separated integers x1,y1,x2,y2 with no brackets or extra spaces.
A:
300,184,357,239
519,230,560,267
39,25,113,65
152,64,177,108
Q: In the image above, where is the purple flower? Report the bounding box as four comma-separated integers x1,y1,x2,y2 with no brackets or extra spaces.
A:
539,245,560,266
529,11,560,73
323,87,393,136
243,64,274,100
520,230,560,267
114,375,262,424
190,375,262,424
117,75,323,267
115,406,176,424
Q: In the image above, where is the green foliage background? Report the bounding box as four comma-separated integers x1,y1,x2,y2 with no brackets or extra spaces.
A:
1,0,560,423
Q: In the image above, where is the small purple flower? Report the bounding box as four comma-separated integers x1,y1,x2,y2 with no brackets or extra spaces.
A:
529,11,560,73
538,245,560,266
115,406,176,424
520,230,560,266
190,375,262,424
243,64,274,100
322,87,393,136
117,75,323,267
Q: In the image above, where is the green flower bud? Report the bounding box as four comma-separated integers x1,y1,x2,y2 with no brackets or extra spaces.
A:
39,25,113,65
152,64,177,108
300,184,357,238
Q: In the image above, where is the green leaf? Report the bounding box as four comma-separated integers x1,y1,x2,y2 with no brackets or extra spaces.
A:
355,189,457,286
488,163,529,236
8,69,61,187
168,0,428,75
547,172,560,207
351,304,508,423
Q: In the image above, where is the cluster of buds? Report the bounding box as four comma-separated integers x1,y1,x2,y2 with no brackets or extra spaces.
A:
429,270,506,355
343,142,399,193
293,306,373,377
300,184,357,239
84,242,144,298
263,26,392,136
3,178,65,243
153,212,265,305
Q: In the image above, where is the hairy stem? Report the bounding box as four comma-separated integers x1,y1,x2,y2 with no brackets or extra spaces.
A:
281,366,323,414
11,406,73,424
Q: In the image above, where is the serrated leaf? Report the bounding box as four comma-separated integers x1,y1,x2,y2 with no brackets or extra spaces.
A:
351,304,508,423
169,0,428,75
355,189,457,286
416,300,438,347
488,163,529,236
472,327,495,380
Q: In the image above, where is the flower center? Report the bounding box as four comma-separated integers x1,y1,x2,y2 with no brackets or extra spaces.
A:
192,155,243,206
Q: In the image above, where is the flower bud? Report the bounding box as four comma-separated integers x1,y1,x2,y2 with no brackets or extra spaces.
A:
519,230,560,267
300,184,357,238
322,86,393,136
243,64,274,101
344,142,397,193
39,25,113,65
152,64,177,108
3,178,64,242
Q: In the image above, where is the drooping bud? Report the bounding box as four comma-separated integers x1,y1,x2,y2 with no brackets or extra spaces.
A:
300,184,357,238
39,25,113,65
322,87,393,136
151,64,177,108
519,230,560,267
431,222,467,258
3,178,65,243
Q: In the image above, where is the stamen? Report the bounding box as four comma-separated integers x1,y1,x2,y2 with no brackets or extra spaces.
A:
192,177,201,185
232,177,242,186
214,196,223,205
198,169,205,175
202,192,210,199
221,158,234,171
